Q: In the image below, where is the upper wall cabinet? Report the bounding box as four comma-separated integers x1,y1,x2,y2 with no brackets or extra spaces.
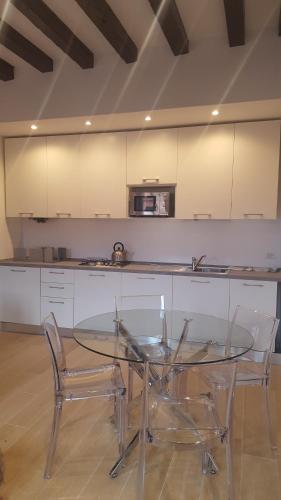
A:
47,135,81,218
79,133,126,218
126,129,178,185
231,120,280,219
5,137,48,217
176,124,234,219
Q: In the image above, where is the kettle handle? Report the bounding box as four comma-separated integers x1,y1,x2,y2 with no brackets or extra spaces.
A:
113,241,124,252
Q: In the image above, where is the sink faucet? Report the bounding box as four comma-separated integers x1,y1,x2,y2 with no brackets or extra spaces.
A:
192,255,206,271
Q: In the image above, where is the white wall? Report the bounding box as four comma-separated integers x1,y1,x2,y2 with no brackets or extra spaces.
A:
19,217,281,268
0,138,13,259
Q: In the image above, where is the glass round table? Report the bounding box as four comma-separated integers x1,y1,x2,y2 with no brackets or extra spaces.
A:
74,309,254,366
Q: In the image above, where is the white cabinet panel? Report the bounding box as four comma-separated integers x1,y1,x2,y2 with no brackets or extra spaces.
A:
47,135,81,218
127,129,178,185
176,125,233,219
41,283,74,299
74,270,122,325
231,121,280,219
5,137,47,217
0,266,40,324
173,276,229,319
121,273,172,309
80,133,126,218
41,268,74,284
229,279,277,318
41,297,73,328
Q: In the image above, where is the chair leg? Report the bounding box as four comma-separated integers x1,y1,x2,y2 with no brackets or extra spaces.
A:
44,398,63,479
264,381,277,451
137,362,149,500
117,394,126,455
225,433,234,500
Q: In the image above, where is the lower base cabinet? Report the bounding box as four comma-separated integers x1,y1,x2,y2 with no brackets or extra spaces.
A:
229,279,277,317
173,276,230,319
41,297,74,328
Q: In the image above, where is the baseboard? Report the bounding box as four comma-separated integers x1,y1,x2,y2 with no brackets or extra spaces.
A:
0,322,73,338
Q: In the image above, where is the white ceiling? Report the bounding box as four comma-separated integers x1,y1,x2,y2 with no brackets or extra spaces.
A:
1,99,280,137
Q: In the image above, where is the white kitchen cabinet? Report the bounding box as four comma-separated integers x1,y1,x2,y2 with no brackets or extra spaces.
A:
74,270,122,325
0,266,40,324
5,137,48,217
173,276,230,319
176,124,234,219
41,297,73,328
229,279,277,318
41,268,74,284
41,267,74,328
126,129,178,185
231,121,280,219
47,135,81,218
121,272,173,309
79,133,126,218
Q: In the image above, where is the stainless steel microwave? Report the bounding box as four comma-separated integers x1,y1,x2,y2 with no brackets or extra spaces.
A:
129,187,175,217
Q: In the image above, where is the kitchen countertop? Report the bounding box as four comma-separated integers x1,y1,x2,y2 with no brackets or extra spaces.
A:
0,258,281,281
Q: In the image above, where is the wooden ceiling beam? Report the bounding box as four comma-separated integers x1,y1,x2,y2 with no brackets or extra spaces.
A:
75,0,137,63
11,0,94,69
0,58,14,81
148,0,189,55
223,0,245,47
0,20,53,72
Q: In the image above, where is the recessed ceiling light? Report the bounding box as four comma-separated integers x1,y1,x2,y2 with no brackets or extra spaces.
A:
30,124,38,130
85,120,92,126
145,115,151,121
211,109,219,116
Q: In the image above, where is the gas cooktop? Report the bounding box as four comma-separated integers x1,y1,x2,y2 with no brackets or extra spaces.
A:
78,258,127,267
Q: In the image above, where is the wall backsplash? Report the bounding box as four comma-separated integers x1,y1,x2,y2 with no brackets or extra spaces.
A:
6,217,281,268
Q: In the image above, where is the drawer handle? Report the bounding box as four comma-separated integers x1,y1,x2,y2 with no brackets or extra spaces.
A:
10,269,26,272
49,271,65,275
243,213,264,218
137,277,156,280
242,283,264,287
88,274,106,277
191,280,210,284
193,213,212,219
49,286,65,289
142,178,159,183
94,212,111,217
49,300,65,304
18,212,34,216
56,212,71,217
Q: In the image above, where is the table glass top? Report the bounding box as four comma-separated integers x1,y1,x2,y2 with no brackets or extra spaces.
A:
73,309,254,365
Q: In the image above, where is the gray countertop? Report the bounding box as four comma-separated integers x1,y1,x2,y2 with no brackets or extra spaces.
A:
0,258,281,281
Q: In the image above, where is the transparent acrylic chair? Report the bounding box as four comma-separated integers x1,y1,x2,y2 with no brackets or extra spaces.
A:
115,294,167,407
43,313,126,479
137,359,238,500
204,305,279,450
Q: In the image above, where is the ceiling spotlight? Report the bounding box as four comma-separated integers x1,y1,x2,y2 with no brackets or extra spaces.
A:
30,124,38,130
145,115,151,121
85,120,92,126
211,109,219,116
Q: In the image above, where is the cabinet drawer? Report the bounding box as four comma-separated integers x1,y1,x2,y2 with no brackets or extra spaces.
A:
121,273,172,308
41,268,74,284
41,297,73,328
41,283,74,299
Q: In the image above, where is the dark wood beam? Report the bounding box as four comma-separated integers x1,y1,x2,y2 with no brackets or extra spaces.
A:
75,0,137,63
0,58,14,81
223,0,245,47
148,0,189,55
0,20,53,72
11,0,94,69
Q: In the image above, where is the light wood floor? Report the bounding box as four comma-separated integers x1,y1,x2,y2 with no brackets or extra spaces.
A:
0,332,281,500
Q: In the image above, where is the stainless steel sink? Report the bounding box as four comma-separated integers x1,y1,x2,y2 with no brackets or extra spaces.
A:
193,266,229,274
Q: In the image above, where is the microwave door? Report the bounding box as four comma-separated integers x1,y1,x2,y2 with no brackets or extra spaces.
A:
134,195,157,215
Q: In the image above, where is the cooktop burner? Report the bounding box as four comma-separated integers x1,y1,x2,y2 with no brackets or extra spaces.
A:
79,258,126,267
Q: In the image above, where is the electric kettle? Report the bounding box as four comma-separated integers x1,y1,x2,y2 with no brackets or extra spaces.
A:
112,241,127,263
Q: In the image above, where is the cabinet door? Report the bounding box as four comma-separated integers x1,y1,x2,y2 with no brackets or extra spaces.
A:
41,297,73,328
74,270,122,325
5,137,48,217
229,279,277,318
121,273,173,309
176,125,233,219
47,135,81,218
80,133,126,218
0,266,40,324
127,129,178,185
173,276,230,319
231,121,280,219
